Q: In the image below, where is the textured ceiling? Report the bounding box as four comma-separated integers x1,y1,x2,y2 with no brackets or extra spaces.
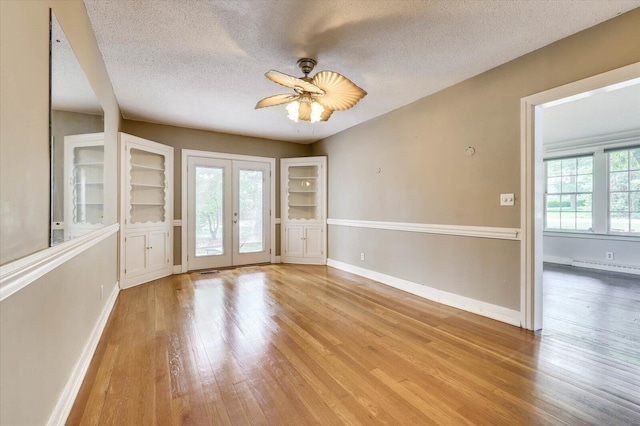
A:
83,0,639,144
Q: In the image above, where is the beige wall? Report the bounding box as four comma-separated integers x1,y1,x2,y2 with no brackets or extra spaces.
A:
312,10,640,310
0,236,118,426
122,119,310,262
0,1,121,425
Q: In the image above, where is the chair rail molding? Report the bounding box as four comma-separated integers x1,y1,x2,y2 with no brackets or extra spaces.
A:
0,223,119,302
327,218,520,240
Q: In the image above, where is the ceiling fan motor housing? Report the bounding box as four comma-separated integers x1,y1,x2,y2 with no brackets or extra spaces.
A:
297,58,317,76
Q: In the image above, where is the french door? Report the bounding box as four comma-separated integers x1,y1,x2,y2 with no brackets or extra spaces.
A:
187,156,270,270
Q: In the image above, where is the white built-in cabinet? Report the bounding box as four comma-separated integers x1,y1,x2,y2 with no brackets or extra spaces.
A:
63,133,105,240
120,133,173,288
281,156,327,264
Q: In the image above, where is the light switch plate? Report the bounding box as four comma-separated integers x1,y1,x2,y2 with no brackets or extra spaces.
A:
500,193,515,206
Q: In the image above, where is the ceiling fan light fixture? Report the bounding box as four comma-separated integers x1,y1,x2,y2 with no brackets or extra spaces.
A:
310,101,324,123
286,101,300,122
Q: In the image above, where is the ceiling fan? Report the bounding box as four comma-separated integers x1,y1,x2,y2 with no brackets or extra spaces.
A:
255,58,367,123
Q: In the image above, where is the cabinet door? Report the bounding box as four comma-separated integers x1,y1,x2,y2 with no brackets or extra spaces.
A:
148,230,169,271
284,225,304,258
125,232,148,277
304,226,323,258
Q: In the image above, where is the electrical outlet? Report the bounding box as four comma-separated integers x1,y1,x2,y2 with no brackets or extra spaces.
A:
100,284,104,299
360,252,365,261
606,252,614,260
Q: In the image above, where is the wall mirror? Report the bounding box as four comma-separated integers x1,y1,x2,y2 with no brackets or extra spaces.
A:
50,11,105,245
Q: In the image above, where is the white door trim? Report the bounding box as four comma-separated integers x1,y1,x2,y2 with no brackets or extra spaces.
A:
181,149,276,272
519,62,640,330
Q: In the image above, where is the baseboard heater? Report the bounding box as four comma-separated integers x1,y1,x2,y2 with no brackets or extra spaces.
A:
571,258,640,276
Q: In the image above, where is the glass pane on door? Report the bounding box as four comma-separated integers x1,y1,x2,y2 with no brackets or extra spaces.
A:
195,166,224,257
238,170,264,253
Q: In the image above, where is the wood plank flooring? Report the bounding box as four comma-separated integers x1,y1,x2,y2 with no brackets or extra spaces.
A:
67,264,640,425
542,263,640,366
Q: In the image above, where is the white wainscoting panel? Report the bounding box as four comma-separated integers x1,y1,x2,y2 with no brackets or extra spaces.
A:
327,259,521,327
327,218,520,240
48,283,119,426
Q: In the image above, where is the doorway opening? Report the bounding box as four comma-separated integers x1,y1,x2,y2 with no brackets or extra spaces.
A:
181,150,276,271
520,62,640,331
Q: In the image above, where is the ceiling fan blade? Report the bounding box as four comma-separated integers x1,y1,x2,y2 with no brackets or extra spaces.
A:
255,93,299,109
312,71,367,111
265,70,324,95
320,108,333,121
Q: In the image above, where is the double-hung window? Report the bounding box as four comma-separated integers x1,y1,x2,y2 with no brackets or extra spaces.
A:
544,146,640,236
545,156,593,231
608,147,640,233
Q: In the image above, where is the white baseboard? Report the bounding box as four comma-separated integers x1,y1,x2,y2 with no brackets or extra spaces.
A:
172,265,182,274
327,259,521,327
274,256,281,263
543,255,572,265
48,283,120,426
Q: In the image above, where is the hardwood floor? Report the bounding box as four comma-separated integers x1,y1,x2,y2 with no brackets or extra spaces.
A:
67,264,640,425
542,263,640,365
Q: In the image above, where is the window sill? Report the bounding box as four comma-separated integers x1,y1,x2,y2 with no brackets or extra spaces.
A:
543,230,640,242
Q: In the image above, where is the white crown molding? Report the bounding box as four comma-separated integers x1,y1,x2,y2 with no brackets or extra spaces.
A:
544,128,640,155
327,259,521,326
327,218,520,240
0,223,119,302
47,283,119,426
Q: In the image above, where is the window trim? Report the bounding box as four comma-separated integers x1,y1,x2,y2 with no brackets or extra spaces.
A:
606,145,640,235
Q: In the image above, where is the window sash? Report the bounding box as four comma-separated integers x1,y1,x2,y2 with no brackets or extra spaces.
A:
544,155,594,231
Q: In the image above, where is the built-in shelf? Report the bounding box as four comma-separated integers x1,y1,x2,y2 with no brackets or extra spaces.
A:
281,157,327,265
131,163,164,171
75,161,104,167
65,136,105,239
121,132,174,289
130,183,165,188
